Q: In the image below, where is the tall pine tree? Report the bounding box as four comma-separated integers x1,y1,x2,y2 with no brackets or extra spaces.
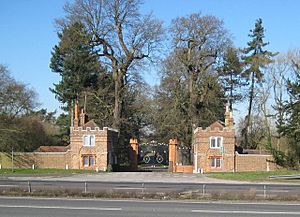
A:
241,18,277,148
219,46,244,109
50,22,99,110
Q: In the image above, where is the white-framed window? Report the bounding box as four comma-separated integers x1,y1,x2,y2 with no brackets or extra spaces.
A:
210,158,222,168
210,136,223,148
82,135,96,146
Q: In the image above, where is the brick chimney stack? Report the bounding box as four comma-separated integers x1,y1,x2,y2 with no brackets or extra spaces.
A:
224,103,234,129
74,100,79,128
80,108,86,126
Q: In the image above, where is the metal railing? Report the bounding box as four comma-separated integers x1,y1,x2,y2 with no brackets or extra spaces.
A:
1,180,300,199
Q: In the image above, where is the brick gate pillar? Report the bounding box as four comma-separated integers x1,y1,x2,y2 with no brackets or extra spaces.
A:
169,139,178,172
130,138,138,171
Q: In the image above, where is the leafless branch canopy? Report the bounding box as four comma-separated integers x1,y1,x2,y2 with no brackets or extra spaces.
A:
170,13,231,76
58,0,164,74
0,65,38,119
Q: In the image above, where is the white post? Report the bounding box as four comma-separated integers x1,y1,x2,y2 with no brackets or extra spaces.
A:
32,164,35,170
65,164,69,170
84,182,87,193
28,181,31,193
194,144,198,173
11,147,14,172
202,184,206,196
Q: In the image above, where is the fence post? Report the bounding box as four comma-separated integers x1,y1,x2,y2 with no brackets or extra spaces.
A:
142,182,145,194
84,181,87,194
202,184,206,197
263,185,267,198
28,181,31,193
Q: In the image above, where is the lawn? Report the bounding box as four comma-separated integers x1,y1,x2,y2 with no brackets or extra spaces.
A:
207,170,300,182
0,168,96,175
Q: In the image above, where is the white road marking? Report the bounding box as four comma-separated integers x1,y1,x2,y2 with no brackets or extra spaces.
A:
1,196,299,206
0,204,122,211
0,185,19,187
191,210,300,215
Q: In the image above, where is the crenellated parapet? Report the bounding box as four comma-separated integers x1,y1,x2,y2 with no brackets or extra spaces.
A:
69,100,118,171
192,106,236,173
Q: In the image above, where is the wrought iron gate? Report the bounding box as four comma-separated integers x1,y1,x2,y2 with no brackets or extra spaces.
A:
139,141,168,165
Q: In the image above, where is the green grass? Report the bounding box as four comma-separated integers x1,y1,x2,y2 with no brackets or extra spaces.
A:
0,168,96,175
207,170,300,182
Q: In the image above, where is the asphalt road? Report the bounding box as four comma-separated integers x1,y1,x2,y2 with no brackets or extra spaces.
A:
1,180,300,197
0,197,300,217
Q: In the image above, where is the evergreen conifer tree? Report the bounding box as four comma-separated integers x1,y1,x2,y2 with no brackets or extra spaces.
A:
241,18,277,148
50,22,99,110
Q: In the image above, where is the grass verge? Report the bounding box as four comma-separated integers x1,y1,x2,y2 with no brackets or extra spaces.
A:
1,187,300,202
207,170,300,182
0,168,96,175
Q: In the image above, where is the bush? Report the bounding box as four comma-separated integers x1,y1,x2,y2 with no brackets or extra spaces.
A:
106,164,113,172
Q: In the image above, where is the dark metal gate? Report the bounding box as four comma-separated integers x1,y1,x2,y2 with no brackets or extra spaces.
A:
138,141,168,166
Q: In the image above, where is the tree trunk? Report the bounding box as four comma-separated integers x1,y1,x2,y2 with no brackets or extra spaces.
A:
245,71,255,148
112,72,124,130
230,73,233,110
189,73,196,127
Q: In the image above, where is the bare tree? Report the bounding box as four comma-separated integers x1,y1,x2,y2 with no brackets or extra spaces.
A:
269,54,291,150
0,65,39,151
0,65,37,119
254,52,294,152
169,13,231,129
57,0,164,130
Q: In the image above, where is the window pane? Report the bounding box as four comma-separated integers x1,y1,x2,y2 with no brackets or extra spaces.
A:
89,156,94,166
83,136,89,146
217,137,221,147
210,158,215,167
90,135,95,146
211,138,216,148
216,158,221,168
83,156,89,166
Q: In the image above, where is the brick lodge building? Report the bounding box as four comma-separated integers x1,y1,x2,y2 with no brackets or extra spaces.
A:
0,101,118,171
168,104,278,173
0,101,278,173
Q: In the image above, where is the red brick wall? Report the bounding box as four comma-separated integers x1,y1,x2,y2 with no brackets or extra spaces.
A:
33,152,70,169
175,165,193,173
0,152,70,169
235,153,278,172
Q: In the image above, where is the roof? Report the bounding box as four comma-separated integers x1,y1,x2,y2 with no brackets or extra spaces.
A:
83,119,99,130
209,121,225,130
35,146,69,152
